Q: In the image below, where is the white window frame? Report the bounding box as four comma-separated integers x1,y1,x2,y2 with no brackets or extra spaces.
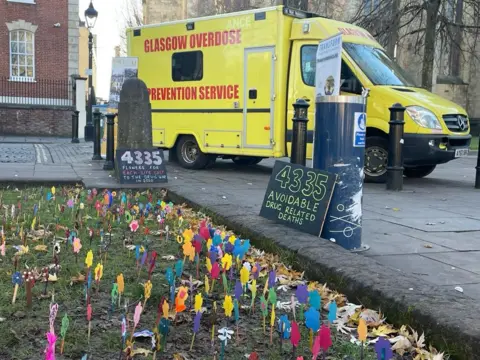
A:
9,29,36,82
7,0,36,4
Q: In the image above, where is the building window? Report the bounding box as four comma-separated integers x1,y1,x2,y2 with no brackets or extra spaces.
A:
172,51,203,81
10,30,35,81
7,0,36,4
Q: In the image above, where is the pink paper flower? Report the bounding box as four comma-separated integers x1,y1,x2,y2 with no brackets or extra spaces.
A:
129,220,139,233
45,331,57,360
73,238,82,254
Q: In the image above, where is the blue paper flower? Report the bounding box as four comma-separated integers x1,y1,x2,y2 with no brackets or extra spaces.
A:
304,307,320,332
309,290,321,310
328,301,337,323
165,268,174,286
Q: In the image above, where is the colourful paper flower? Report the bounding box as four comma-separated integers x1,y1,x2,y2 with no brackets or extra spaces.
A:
94,263,103,281
221,253,232,271
129,220,139,232
194,293,203,312
240,266,250,286
85,250,93,268
223,295,233,317
73,238,82,254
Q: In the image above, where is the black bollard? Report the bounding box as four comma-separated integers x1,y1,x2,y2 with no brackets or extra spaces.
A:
103,113,116,170
386,103,406,190
475,134,480,189
71,110,80,143
92,109,102,160
290,98,310,166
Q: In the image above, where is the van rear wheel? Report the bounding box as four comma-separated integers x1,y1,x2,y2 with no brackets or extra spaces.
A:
404,165,436,178
364,136,388,183
176,135,210,170
232,156,263,166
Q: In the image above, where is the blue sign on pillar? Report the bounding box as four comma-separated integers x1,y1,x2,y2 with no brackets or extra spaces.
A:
353,112,366,147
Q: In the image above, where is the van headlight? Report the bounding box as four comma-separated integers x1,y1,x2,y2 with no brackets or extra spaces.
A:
406,106,442,130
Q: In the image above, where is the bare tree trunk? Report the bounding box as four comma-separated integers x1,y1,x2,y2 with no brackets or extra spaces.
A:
449,0,464,76
386,0,400,58
422,0,441,90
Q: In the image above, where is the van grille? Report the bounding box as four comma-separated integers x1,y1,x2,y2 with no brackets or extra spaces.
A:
442,114,469,132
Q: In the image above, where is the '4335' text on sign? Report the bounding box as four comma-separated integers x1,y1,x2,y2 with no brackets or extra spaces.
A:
259,161,337,236
116,149,168,184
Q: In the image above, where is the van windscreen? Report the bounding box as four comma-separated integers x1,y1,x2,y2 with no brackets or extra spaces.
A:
343,43,417,87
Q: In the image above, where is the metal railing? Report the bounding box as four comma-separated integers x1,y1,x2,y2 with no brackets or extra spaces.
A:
0,77,74,106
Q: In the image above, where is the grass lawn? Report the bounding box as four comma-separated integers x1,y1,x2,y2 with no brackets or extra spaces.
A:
0,186,442,360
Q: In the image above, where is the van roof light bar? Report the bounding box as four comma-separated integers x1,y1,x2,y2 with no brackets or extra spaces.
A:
282,5,322,19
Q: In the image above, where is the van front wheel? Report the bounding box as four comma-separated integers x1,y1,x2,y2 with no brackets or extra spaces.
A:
364,136,388,183
176,136,210,169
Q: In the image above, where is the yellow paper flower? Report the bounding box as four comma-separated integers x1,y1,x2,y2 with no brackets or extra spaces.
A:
94,263,103,281
183,229,194,242
51,186,56,195
194,293,203,312
144,280,152,300
223,295,233,317
206,258,212,273
117,274,125,294
221,253,232,271
251,279,257,297
206,238,212,251
162,300,169,318
270,307,276,326
85,250,93,268
31,217,36,231
240,266,250,286
160,201,166,209
358,318,367,342
183,241,195,261
228,235,236,245
204,275,210,294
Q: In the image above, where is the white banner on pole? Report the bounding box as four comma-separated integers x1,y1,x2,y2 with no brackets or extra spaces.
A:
315,33,343,97
108,57,139,109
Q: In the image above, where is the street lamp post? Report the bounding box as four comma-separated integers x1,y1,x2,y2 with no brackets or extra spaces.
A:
84,1,98,142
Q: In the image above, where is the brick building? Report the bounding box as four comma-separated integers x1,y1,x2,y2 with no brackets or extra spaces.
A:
0,0,80,137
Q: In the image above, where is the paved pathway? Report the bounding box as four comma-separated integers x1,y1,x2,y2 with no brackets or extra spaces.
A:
2,139,480,300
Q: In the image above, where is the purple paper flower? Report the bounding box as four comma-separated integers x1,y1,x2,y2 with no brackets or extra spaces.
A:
193,311,202,333
268,270,276,288
296,285,309,304
224,242,234,254
253,262,261,280
234,280,243,301
141,250,148,266
374,336,394,360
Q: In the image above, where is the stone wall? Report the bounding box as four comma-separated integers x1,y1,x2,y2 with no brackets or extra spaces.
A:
0,105,74,137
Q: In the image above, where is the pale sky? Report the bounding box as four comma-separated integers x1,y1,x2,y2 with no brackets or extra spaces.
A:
79,0,128,99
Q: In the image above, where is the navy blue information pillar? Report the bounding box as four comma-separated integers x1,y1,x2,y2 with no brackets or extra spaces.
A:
313,95,366,251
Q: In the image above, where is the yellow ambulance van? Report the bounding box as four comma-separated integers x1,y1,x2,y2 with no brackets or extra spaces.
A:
126,5,471,183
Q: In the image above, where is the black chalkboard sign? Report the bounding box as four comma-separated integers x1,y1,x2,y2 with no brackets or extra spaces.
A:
116,148,168,184
259,160,337,236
